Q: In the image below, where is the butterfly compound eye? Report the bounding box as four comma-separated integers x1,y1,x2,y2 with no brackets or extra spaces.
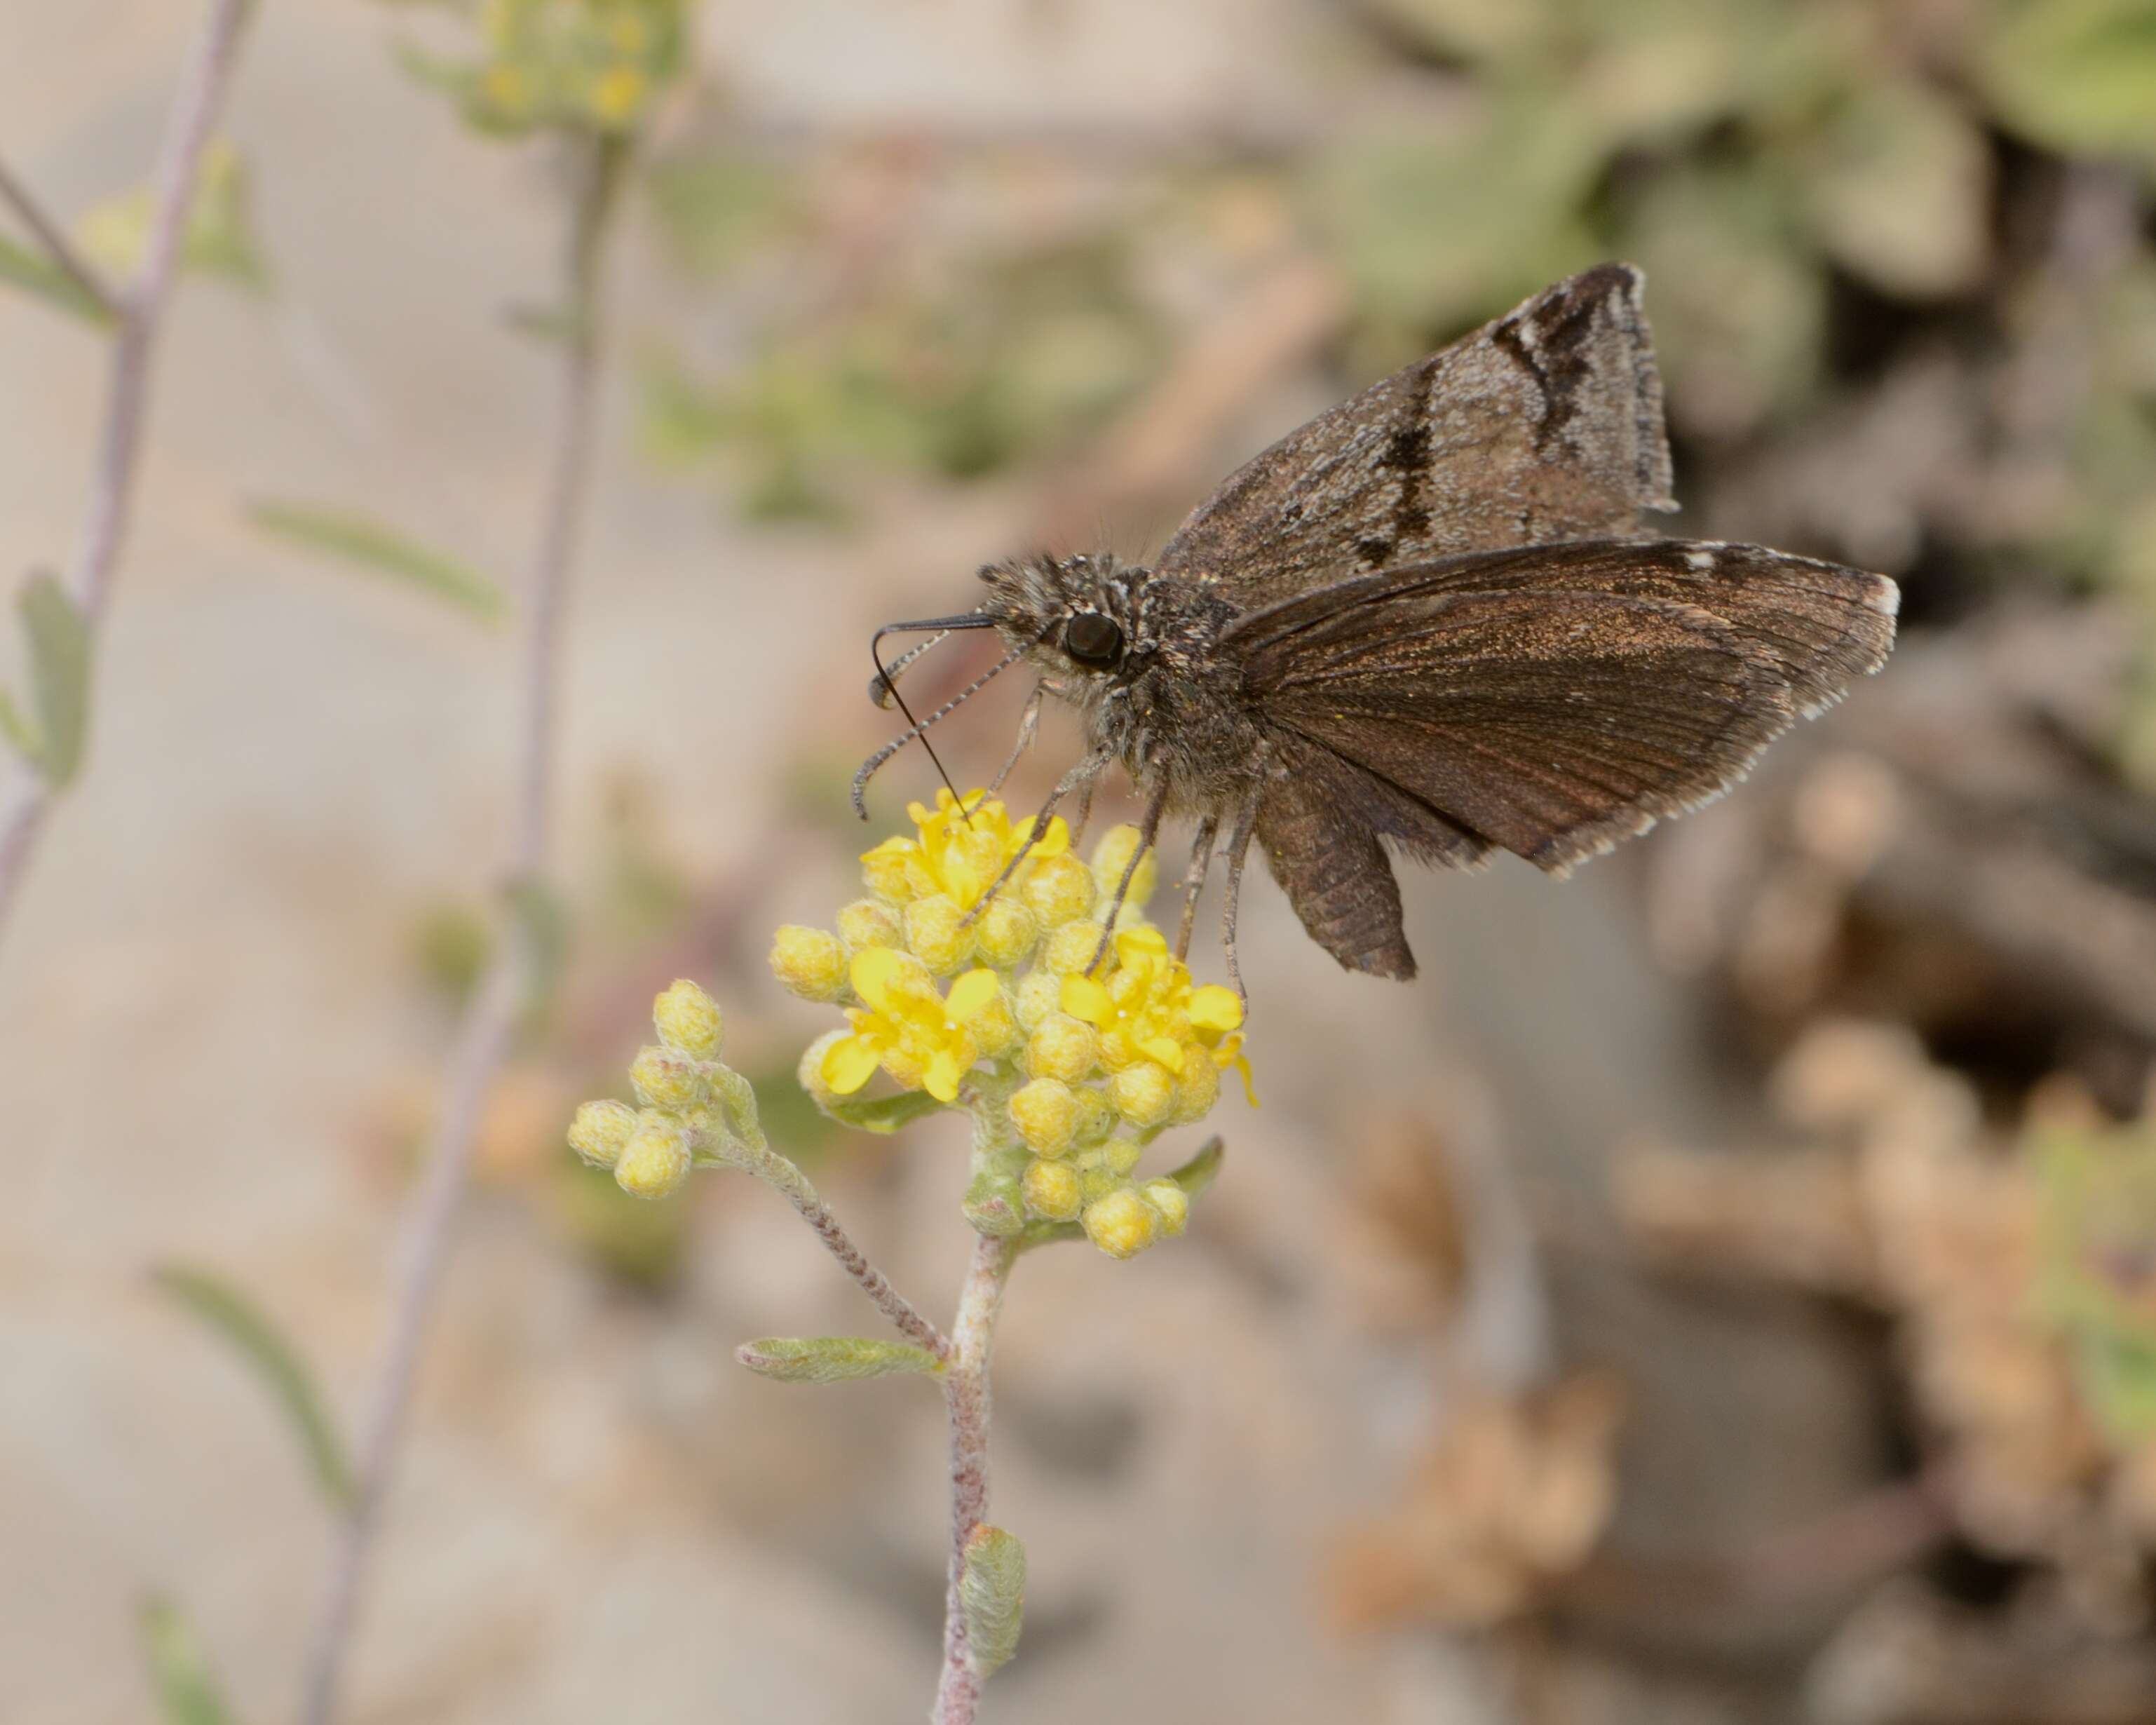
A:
1064,610,1124,668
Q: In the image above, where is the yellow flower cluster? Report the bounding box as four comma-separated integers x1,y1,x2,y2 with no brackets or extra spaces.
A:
568,978,753,1200
462,0,686,135
772,790,1251,1257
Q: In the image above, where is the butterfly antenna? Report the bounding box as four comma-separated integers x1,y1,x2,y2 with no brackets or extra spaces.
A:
855,632,1019,821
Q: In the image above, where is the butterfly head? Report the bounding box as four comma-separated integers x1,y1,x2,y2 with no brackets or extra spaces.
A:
977,553,1150,690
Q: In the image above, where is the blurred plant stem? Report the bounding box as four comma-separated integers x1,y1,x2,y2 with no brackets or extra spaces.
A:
0,156,115,317
0,0,253,956
296,131,628,1725
935,1232,1017,1725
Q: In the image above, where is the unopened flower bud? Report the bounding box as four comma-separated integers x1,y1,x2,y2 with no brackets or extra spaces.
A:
861,837,935,904
631,1044,707,1111
1043,919,1108,977
1026,1013,1099,1084
1090,825,1158,909
1012,969,1062,1031
567,1098,637,1169
973,897,1038,968
1022,1157,1085,1222
1141,1179,1190,1237
903,894,976,975
770,925,848,1001
1069,1085,1113,1147
615,1119,691,1199
1010,1078,1078,1156
1108,1061,1174,1128
1170,1053,1221,1124
1022,853,1095,928
836,898,903,952
968,989,1019,1057
652,978,724,1059
1083,1188,1158,1259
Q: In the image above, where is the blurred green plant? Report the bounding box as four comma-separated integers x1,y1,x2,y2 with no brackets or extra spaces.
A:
392,0,690,136
642,234,1168,520
2033,1113,2156,1441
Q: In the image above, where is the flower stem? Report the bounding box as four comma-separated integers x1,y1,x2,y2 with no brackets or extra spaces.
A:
0,154,116,317
0,0,253,956
743,1144,951,1359
295,133,626,1725
933,1231,1017,1725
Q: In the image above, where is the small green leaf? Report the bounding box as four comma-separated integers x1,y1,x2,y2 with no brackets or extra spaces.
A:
1166,1134,1224,1199
819,1089,947,1135
0,683,36,759
245,499,506,623
0,232,114,326
151,1264,354,1508
139,1597,236,1725
735,1335,944,1384
20,572,91,787
958,1525,1026,1678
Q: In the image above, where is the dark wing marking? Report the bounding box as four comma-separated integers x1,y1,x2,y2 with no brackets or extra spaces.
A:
1155,264,1676,610
1226,540,1897,972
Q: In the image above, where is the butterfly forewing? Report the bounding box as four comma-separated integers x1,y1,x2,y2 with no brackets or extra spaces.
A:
1155,264,1676,610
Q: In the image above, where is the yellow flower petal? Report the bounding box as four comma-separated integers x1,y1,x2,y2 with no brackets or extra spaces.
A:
944,968,1003,1023
1060,975,1113,1024
1013,813,1070,858
850,945,925,1013
1141,1035,1186,1074
820,1035,883,1096
1188,984,1243,1034
1115,926,1168,967
925,1046,968,1102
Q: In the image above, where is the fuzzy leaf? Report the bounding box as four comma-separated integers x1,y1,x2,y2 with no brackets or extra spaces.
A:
151,1264,354,1508
959,1525,1026,1677
245,499,506,623
0,232,114,326
735,1335,944,1384
140,1598,236,1725
20,572,91,787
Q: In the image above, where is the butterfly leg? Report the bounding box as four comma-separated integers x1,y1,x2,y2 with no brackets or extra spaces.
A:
1068,776,1098,844
1173,815,1218,962
987,682,1044,795
958,744,1113,928
1220,794,1259,1006
1087,777,1170,975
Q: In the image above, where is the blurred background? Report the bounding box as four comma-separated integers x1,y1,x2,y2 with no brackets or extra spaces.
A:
6,1,2156,1720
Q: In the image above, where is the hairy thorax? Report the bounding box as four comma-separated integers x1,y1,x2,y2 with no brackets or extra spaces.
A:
980,553,1261,810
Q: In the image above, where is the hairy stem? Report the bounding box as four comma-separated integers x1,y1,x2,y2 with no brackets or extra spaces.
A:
933,1231,1017,1725
0,154,116,316
0,0,252,955
295,135,627,1725
744,1144,951,1358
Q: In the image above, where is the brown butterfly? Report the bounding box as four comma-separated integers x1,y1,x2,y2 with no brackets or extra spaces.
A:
857,264,1897,990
